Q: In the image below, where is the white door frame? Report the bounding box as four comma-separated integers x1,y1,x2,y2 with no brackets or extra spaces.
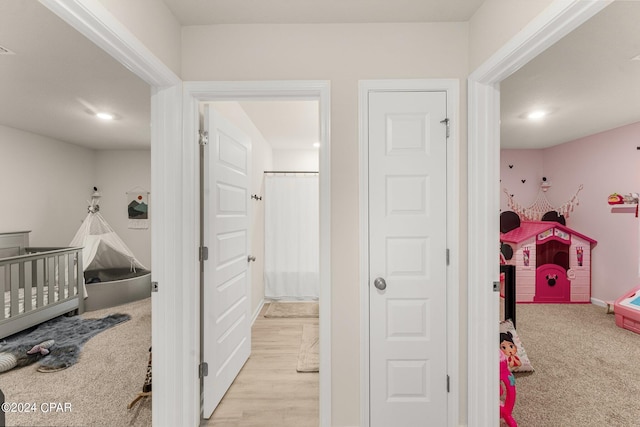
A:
184,80,332,426
359,79,460,427
466,1,611,425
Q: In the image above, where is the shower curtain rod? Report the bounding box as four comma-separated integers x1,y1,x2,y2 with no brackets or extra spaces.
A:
263,170,319,175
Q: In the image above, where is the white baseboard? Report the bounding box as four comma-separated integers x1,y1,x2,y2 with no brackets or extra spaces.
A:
591,297,608,308
252,299,265,325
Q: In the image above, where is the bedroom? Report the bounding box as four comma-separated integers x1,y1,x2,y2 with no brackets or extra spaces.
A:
499,1,640,424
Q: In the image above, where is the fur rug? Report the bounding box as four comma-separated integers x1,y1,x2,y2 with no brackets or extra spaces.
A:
0,313,130,373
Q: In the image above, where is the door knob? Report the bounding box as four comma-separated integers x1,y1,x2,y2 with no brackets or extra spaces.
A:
247,255,256,262
373,277,387,290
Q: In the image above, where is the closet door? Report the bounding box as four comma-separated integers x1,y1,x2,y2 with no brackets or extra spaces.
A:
368,90,449,426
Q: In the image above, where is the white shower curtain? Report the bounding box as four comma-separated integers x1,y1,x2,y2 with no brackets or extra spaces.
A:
264,174,319,299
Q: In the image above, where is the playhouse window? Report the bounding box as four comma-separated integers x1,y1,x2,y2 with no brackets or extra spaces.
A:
537,240,569,270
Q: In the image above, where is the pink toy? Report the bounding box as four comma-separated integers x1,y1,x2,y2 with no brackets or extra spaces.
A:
499,350,517,427
614,284,640,334
500,220,597,303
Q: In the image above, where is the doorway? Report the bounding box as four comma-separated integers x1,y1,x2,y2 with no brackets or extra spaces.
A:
467,2,611,425
359,79,460,427
184,81,332,426
200,99,322,421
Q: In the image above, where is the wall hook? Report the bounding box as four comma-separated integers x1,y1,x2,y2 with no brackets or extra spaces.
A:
251,194,262,201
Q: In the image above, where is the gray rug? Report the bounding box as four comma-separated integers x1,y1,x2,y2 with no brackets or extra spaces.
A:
264,302,319,318
297,324,319,373
0,313,130,373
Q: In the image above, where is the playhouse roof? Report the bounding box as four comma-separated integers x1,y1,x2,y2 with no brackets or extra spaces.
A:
500,221,597,246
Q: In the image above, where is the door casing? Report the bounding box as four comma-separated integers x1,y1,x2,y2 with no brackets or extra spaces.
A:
359,79,460,427
184,80,332,426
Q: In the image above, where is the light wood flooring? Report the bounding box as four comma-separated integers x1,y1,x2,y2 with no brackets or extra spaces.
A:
203,303,319,427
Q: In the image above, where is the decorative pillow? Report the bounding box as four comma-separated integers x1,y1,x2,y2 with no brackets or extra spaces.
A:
499,319,534,372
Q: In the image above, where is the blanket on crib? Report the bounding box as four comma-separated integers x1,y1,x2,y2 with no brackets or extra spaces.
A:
0,313,130,373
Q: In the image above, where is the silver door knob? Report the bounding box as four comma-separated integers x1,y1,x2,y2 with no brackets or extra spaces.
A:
247,255,256,262
373,277,387,290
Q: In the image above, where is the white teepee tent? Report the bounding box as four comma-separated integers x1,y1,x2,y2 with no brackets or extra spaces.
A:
70,191,146,273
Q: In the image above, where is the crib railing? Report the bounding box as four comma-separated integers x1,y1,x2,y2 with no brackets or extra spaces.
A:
0,247,84,320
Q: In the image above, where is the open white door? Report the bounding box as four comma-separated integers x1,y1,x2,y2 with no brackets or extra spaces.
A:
202,106,252,418
368,91,448,426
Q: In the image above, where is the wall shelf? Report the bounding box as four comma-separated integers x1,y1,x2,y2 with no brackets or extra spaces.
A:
611,204,639,214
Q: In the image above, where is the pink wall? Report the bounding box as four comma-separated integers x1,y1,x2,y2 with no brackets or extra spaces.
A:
502,121,640,302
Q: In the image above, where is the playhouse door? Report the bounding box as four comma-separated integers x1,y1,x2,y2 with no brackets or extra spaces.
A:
368,90,449,426
201,106,252,418
535,264,570,302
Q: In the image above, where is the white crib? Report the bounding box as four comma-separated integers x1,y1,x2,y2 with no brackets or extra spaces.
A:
0,231,84,339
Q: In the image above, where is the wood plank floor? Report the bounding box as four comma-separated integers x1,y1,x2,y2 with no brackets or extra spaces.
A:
203,303,319,427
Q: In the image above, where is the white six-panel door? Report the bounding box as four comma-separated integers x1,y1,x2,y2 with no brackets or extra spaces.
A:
368,91,448,426
202,107,252,418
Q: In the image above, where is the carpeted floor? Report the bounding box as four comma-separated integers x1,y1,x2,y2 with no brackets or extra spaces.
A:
1,297,151,427
507,303,640,426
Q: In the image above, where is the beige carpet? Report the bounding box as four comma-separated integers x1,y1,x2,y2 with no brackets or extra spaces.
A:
297,324,319,372
507,303,640,426
1,297,151,427
264,301,319,318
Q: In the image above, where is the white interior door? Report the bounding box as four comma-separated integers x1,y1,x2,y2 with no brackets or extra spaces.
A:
368,91,448,426
202,106,252,418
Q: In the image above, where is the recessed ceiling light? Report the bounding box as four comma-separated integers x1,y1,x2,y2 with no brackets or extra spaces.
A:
527,110,547,120
313,142,320,148
96,112,115,121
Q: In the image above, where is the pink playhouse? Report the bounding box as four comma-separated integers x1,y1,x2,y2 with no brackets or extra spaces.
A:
500,221,597,303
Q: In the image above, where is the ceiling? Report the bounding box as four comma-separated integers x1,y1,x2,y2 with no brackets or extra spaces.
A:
0,1,637,151
500,1,640,149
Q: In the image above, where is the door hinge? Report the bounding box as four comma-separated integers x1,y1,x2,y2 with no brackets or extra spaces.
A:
440,118,450,138
199,246,209,262
447,375,450,392
199,130,209,145
151,281,158,293
199,362,209,378
446,248,450,266
493,281,500,292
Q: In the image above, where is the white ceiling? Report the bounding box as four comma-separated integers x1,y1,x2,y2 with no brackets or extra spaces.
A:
0,1,637,152
0,1,150,150
500,1,640,149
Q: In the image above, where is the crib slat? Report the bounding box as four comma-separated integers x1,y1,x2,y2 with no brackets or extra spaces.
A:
10,263,19,317
1,265,6,320
48,255,56,304
67,253,74,299
37,258,45,308
25,260,35,313
76,249,84,314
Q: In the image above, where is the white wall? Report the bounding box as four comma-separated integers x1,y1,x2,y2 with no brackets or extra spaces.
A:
97,0,182,77
94,150,152,269
182,22,469,426
272,149,319,171
210,102,274,316
468,0,554,71
0,124,95,246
